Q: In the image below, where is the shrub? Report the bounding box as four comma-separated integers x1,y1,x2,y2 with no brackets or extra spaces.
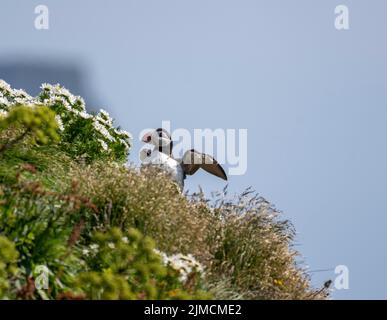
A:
0,80,132,162
73,228,209,300
0,235,19,299
0,172,91,299
0,105,59,153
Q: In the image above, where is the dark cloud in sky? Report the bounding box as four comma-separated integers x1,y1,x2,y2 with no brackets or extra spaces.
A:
0,59,101,112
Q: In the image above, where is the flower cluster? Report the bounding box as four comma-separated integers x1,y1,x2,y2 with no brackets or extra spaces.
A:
0,80,35,108
68,228,210,300
154,249,205,283
0,79,132,162
81,243,100,257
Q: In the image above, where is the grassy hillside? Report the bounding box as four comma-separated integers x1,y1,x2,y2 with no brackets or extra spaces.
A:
0,80,329,299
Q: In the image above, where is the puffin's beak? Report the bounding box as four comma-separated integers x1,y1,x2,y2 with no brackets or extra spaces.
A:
142,132,152,143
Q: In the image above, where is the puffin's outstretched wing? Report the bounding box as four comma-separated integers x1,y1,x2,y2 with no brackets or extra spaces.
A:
181,149,227,181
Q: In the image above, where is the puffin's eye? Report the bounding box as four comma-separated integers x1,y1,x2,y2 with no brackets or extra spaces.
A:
158,132,163,137
146,150,151,156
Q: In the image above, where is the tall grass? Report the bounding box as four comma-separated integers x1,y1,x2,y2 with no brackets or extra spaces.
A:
70,163,328,299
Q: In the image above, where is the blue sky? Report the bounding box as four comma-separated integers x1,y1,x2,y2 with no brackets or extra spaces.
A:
1,0,387,299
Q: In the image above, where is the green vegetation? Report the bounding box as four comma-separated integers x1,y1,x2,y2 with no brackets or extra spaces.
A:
0,80,329,300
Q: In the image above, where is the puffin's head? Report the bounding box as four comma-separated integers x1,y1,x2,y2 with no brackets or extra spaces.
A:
139,147,152,162
141,128,172,149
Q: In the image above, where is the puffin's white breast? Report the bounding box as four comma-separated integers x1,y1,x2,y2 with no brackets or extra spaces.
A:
141,150,185,190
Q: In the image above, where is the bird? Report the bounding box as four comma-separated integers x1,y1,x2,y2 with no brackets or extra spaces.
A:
140,128,227,189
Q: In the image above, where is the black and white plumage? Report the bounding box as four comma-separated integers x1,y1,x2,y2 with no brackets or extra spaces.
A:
140,148,186,189
141,128,227,189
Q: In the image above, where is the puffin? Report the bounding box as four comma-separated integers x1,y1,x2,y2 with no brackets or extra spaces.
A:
140,128,227,189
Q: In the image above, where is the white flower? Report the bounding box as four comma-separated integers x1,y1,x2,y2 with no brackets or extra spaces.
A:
119,138,131,150
0,79,12,93
93,120,115,142
107,242,115,249
98,139,108,151
55,115,65,131
42,96,72,111
82,249,90,256
90,244,99,251
13,88,30,98
73,96,86,111
59,87,72,98
0,109,8,117
115,129,133,140
41,83,78,106
96,109,113,126
0,84,35,106
0,97,9,106
74,110,92,119
41,83,53,91
122,237,129,244
99,109,110,118
14,97,29,105
113,128,132,149
154,250,204,283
